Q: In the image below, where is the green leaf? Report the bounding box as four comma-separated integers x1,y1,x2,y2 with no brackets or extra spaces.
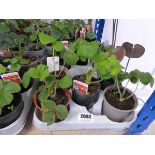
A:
42,111,55,125
111,65,122,76
54,22,64,30
58,75,72,88
150,77,154,87
10,63,21,72
41,100,56,111
38,89,50,102
4,81,21,93
44,75,55,88
0,92,13,107
39,33,55,45
77,40,99,59
10,58,19,64
55,105,68,120
129,70,140,84
29,64,50,80
86,69,94,84
52,41,64,52
22,71,31,88
0,65,6,74
3,58,11,63
24,27,34,33
86,30,96,40
140,72,153,85
63,52,79,65
30,34,37,42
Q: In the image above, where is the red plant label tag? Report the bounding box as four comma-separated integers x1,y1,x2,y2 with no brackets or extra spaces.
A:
0,49,10,57
80,31,85,38
78,113,94,122
1,72,22,84
73,80,88,94
61,41,69,47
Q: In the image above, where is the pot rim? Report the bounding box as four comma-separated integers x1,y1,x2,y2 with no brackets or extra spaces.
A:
34,88,71,113
103,85,138,112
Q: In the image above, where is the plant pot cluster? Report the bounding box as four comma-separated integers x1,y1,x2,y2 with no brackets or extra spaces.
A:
0,19,154,131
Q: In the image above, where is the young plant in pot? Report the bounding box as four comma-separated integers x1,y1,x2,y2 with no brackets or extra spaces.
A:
68,39,102,109
2,33,38,93
102,69,154,122
0,79,23,129
23,64,72,125
24,23,46,63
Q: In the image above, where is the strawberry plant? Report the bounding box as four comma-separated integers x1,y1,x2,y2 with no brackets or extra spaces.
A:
22,64,72,125
0,79,21,115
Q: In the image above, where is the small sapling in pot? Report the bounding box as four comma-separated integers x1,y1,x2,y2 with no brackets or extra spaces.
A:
0,79,23,128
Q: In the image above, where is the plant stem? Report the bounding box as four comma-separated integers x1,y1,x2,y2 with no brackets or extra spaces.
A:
57,61,65,77
89,79,102,85
52,48,57,77
0,108,2,115
52,83,57,98
115,74,122,99
121,79,129,98
120,81,139,102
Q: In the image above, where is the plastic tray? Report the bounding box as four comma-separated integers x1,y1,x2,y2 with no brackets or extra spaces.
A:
32,65,146,133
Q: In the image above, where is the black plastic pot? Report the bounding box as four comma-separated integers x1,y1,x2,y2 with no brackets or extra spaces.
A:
25,44,47,64
100,78,115,91
72,81,100,110
0,93,24,129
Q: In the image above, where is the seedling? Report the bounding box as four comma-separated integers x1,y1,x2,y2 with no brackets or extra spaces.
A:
0,79,21,115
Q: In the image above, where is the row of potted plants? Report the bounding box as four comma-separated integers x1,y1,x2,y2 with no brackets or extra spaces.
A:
0,19,154,130
0,19,96,128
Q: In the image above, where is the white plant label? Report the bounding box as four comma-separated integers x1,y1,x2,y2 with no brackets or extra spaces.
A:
47,56,59,72
1,72,22,84
78,113,94,121
73,80,88,94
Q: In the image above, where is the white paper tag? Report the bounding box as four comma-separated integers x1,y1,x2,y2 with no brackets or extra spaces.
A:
73,80,88,94
1,72,22,84
47,56,59,72
78,113,94,121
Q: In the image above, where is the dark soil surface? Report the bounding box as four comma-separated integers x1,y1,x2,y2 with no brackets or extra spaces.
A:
105,87,136,110
73,75,100,94
49,89,67,105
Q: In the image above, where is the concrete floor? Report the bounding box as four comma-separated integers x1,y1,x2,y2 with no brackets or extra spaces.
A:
19,104,155,135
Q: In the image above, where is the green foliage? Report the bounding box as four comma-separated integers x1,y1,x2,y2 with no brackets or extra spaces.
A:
77,40,99,59
85,69,94,84
0,65,7,74
0,80,21,115
28,64,50,80
3,56,29,72
86,30,96,40
41,100,68,125
22,64,71,125
93,52,122,80
58,75,72,88
63,51,79,65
